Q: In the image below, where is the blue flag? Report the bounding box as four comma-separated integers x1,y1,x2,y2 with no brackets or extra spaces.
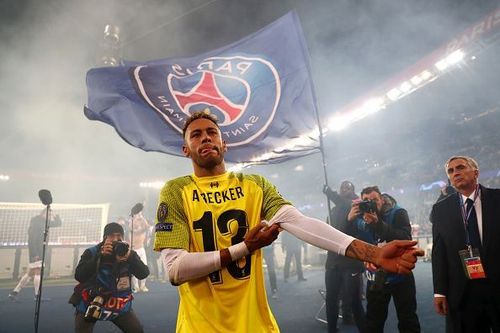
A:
85,11,320,164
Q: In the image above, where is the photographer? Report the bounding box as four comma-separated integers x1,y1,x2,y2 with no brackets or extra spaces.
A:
348,186,420,333
71,222,149,333
323,181,365,333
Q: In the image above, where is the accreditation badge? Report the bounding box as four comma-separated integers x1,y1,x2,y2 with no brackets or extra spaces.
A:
116,276,131,291
458,248,486,280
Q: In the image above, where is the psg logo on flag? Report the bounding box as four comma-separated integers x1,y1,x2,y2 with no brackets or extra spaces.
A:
132,56,281,146
86,12,319,163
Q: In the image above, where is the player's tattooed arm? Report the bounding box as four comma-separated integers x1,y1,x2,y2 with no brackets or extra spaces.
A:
345,239,379,264
345,239,422,274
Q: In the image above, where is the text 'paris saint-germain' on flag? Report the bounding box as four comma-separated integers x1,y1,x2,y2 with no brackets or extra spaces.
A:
84,11,320,164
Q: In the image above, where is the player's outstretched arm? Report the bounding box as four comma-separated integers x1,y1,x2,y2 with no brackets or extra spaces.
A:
345,239,424,274
269,205,423,274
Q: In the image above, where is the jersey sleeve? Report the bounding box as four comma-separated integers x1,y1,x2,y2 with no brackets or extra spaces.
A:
248,174,292,221
153,178,190,251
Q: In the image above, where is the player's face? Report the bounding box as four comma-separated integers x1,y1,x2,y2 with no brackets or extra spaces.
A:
447,158,478,192
183,118,226,169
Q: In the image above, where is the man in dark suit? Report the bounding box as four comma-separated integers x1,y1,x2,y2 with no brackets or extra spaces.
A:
431,155,500,332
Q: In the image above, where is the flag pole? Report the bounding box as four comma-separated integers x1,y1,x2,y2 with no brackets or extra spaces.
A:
312,105,333,224
293,11,333,223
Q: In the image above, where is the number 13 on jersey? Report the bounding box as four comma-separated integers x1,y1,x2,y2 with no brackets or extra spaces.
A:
193,209,252,284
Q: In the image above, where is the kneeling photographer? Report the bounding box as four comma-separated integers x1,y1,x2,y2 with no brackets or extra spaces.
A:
70,222,149,333
348,186,420,333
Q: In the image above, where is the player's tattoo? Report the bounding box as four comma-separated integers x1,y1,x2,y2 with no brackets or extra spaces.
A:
345,239,378,264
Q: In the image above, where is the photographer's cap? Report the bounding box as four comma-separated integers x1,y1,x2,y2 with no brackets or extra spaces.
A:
103,222,124,238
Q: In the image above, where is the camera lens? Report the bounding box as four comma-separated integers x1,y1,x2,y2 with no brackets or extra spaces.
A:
359,200,376,213
113,241,129,257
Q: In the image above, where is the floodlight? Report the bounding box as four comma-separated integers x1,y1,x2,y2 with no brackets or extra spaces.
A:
410,75,423,86
435,59,449,71
387,88,401,101
446,49,465,64
400,81,412,92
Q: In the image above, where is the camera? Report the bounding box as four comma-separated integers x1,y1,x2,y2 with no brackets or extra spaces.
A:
83,295,104,322
112,241,129,257
358,200,377,214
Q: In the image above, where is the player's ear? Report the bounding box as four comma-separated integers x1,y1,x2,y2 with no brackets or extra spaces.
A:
222,140,227,152
182,144,190,157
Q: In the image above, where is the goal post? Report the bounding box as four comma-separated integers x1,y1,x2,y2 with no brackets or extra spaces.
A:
0,202,109,280
0,202,110,246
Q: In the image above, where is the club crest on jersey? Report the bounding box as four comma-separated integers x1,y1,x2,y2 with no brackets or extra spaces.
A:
157,202,168,223
132,55,281,146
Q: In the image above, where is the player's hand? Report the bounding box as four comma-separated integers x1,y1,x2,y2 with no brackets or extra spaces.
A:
244,222,280,252
377,240,424,274
434,296,448,315
365,262,378,271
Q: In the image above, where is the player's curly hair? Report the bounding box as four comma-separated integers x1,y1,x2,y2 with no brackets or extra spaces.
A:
182,109,219,139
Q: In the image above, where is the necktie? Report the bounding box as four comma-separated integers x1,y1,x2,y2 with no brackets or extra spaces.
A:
466,198,481,249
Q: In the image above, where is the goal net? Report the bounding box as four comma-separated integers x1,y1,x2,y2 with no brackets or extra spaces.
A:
0,202,109,246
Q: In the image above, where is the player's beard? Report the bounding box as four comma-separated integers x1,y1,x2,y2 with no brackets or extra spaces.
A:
194,146,224,170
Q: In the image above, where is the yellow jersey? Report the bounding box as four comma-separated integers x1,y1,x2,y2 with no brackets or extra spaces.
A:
154,172,290,333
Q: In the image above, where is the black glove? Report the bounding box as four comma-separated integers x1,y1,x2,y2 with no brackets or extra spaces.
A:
323,185,335,198
322,184,330,195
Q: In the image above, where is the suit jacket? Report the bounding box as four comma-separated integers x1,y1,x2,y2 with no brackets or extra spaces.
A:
431,184,500,310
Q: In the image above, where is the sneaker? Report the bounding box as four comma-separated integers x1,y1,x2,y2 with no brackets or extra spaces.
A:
298,277,307,282
34,295,51,302
271,289,278,300
140,286,149,293
8,291,18,302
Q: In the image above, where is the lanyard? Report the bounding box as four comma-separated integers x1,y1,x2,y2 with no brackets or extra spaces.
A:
458,184,480,251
